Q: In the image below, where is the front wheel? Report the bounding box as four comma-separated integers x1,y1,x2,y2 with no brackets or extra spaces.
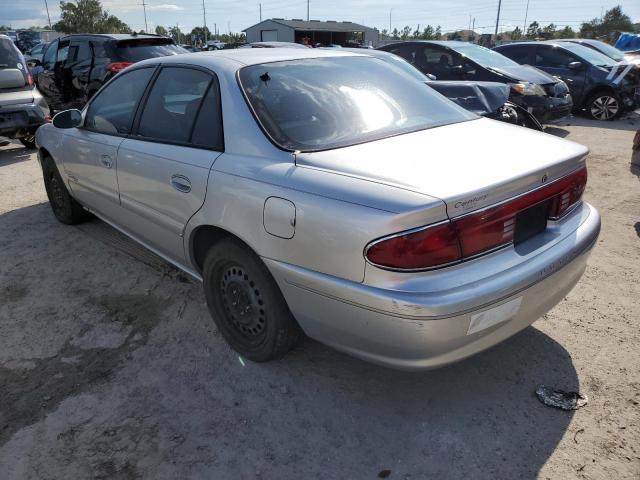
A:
20,135,36,149
41,157,92,224
585,92,621,120
203,238,301,362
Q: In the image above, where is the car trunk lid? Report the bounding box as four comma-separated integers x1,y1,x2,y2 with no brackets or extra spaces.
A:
295,118,588,219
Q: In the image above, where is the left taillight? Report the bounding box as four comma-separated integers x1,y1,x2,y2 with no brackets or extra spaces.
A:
365,166,588,271
106,61,134,74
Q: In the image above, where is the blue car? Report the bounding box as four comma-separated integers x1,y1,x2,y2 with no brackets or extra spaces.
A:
495,41,640,120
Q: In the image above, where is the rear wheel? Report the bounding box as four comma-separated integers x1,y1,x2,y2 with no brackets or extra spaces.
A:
202,238,301,362
41,156,92,224
19,135,36,149
585,92,621,120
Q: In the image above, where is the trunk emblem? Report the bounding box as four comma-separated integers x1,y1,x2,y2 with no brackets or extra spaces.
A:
541,174,548,184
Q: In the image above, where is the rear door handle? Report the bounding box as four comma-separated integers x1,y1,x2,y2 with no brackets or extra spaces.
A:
99,154,113,168
171,174,191,193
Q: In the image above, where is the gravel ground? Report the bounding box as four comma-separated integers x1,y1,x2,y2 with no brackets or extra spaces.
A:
1,113,639,479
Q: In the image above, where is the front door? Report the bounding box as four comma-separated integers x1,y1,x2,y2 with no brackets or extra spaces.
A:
63,67,155,219
534,45,587,105
37,39,61,110
61,39,94,109
115,66,224,263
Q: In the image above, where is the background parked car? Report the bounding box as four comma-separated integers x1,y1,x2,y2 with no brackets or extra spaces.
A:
494,41,640,120
556,38,640,65
0,35,49,148
23,42,49,65
339,47,542,129
35,33,187,112
378,41,573,124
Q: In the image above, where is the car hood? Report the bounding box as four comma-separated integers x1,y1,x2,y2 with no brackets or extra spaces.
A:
296,118,588,218
487,64,559,84
426,81,509,115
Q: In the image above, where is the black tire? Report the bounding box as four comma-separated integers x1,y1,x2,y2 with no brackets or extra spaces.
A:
202,238,301,362
19,135,36,149
41,156,92,225
585,91,622,121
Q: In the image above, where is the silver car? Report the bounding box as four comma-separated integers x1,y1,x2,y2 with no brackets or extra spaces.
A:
35,49,600,370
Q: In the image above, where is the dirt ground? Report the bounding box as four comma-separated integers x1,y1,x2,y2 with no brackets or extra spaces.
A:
1,113,639,480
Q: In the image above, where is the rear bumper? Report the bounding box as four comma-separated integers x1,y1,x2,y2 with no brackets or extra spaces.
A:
0,102,47,137
266,202,600,370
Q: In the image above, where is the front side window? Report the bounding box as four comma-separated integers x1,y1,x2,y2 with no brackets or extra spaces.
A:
239,56,475,152
535,47,576,68
136,67,212,144
450,44,520,68
85,67,154,135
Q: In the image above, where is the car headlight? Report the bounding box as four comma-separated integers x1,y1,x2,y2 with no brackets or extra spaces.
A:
510,82,546,96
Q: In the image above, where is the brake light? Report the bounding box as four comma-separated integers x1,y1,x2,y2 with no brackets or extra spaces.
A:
106,62,134,73
27,73,33,86
366,166,587,270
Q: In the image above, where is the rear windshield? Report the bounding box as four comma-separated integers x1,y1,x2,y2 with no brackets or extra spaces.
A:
0,38,23,68
115,39,186,61
239,56,475,152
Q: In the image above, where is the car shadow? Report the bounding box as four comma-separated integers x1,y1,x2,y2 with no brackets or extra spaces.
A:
562,110,640,132
0,203,579,479
0,142,34,166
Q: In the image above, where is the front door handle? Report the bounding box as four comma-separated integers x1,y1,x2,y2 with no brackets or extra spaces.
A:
171,174,191,193
99,154,113,168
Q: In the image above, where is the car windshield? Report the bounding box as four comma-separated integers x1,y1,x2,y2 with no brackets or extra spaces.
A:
583,41,625,62
0,38,22,68
239,56,475,152
115,39,186,61
370,52,428,81
449,43,520,68
556,42,618,66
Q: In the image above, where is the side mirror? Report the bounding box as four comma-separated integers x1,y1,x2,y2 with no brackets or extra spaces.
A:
52,109,82,129
426,73,437,80
567,61,583,70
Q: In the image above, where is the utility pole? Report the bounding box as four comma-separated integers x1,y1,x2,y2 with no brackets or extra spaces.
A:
202,0,208,42
141,0,148,32
523,0,530,35
472,17,475,37
307,0,309,21
468,15,471,32
494,0,502,38
228,21,230,34
389,8,392,33
259,3,262,22
43,0,52,29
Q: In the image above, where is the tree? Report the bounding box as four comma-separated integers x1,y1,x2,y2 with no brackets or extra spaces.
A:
526,21,541,39
190,26,211,43
155,25,168,36
380,28,389,40
556,26,576,39
53,0,129,34
541,23,557,39
400,25,412,40
511,26,522,40
168,25,182,43
434,26,442,40
391,28,399,40
580,6,634,37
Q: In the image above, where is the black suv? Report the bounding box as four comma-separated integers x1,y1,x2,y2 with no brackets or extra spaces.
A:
378,41,573,123
494,41,640,120
35,33,186,111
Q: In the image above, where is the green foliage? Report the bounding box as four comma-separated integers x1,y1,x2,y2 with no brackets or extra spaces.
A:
526,21,541,39
53,0,130,34
580,5,634,37
155,25,168,36
511,26,522,40
556,26,576,39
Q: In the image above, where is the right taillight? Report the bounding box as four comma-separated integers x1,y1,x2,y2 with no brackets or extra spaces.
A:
365,166,588,271
106,61,134,74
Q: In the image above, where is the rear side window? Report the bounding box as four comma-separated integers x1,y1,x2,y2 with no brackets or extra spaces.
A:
190,84,224,150
85,67,154,135
0,38,23,68
498,46,530,64
42,39,58,68
136,67,211,144
67,41,91,63
534,47,577,68
115,39,184,61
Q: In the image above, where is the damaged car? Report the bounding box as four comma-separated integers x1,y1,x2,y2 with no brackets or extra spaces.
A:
36,49,600,369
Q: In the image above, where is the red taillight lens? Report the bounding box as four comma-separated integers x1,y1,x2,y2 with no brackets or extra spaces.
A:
106,62,134,73
366,166,587,270
366,222,462,270
27,73,33,86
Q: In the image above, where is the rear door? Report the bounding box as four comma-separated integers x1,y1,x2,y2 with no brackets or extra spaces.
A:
115,66,223,263
37,38,60,106
62,67,155,219
533,45,587,104
62,38,93,108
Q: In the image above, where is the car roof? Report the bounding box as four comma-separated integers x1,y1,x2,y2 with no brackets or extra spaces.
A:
382,40,474,48
59,33,167,41
135,47,366,72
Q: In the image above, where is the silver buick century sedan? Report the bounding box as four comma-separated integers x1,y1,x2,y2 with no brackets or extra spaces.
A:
36,49,600,370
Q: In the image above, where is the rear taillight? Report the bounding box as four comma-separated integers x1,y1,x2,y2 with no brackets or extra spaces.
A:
27,73,33,86
366,166,588,270
106,62,134,74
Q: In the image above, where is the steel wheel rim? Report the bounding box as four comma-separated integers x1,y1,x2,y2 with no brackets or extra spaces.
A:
49,172,66,211
220,265,267,340
590,95,619,120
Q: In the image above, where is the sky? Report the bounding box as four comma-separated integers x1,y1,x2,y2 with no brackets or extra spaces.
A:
2,0,639,36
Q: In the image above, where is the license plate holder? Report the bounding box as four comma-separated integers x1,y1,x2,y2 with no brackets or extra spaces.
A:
514,200,550,245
